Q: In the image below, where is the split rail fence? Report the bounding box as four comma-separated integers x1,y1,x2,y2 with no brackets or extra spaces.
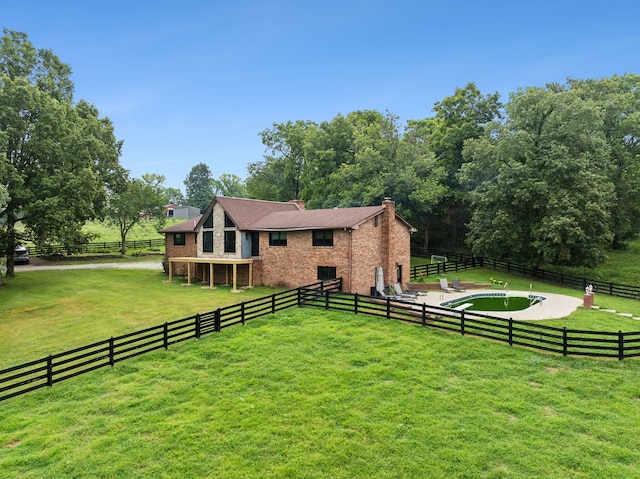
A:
29,238,165,256
5,270,640,403
410,249,640,300
0,279,341,402
299,290,640,360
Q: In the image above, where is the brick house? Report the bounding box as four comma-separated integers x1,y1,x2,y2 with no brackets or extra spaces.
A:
160,196,416,294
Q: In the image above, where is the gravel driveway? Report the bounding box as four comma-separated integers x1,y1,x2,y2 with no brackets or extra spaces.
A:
13,261,163,271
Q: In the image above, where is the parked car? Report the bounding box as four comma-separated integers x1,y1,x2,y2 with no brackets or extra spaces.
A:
14,246,30,265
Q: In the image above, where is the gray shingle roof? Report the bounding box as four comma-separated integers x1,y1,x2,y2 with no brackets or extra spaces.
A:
161,196,415,234
249,205,384,231
214,196,301,230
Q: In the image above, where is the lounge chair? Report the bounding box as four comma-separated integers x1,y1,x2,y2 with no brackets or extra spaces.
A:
374,285,415,303
405,282,427,296
439,278,456,293
452,279,467,292
393,282,417,299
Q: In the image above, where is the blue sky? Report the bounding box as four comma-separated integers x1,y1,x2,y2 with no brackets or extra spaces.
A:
4,0,640,190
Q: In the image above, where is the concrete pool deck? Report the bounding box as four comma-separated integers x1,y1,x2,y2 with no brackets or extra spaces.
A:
416,289,584,320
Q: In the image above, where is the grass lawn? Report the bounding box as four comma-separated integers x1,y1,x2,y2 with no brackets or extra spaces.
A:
1,309,640,478
0,269,283,369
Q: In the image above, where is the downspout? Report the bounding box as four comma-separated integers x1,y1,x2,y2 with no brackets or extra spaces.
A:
346,227,353,293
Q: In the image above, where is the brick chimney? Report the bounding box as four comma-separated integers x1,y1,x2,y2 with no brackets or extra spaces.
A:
381,197,395,285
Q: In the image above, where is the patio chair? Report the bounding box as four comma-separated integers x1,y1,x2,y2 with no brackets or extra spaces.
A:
439,278,456,293
393,282,417,299
374,285,415,303
405,282,427,296
452,279,467,292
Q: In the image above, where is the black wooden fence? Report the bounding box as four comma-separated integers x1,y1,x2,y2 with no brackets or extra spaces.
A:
0,279,342,402
5,273,640,403
29,238,165,256
300,290,640,360
410,249,640,300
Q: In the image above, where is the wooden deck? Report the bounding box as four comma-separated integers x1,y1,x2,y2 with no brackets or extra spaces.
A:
167,257,253,292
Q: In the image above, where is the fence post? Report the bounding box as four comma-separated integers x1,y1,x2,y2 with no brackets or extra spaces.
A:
354,293,358,314
241,302,245,325
195,314,201,339
508,319,513,346
618,331,624,360
562,328,568,356
163,323,169,349
386,298,391,320
214,308,221,332
422,303,426,326
460,311,465,336
109,337,115,366
297,287,302,307
325,290,330,310
272,294,276,314
47,354,53,387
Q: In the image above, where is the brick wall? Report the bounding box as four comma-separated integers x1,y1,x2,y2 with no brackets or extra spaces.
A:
165,232,197,276
258,229,352,289
256,199,412,294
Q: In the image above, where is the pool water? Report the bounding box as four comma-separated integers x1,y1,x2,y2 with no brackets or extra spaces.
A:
441,293,546,312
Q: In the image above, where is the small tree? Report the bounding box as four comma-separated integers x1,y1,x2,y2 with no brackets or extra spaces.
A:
105,175,165,255
212,173,248,197
184,163,214,212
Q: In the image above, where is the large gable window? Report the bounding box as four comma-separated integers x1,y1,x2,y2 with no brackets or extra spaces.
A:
269,231,288,246
312,230,333,247
224,213,235,228
203,212,213,229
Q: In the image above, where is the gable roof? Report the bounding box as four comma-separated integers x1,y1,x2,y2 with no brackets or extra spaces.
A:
163,196,416,234
197,196,302,231
249,205,384,231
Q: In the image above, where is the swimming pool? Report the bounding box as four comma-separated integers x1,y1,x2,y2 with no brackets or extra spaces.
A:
440,292,547,312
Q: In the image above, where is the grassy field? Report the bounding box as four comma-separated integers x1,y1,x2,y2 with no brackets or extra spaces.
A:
3,265,640,370
0,269,283,369
2,308,640,478
2,252,640,477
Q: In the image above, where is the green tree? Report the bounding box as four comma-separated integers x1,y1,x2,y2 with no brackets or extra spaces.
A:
105,174,166,255
0,29,124,275
212,173,248,198
184,163,213,212
247,120,319,202
568,74,640,248
161,187,185,206
461,84,615,267
420,83,502,249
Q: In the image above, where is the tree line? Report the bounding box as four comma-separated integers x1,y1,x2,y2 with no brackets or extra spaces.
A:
0,29,168,282
2,28,639,285
238,77,640,269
